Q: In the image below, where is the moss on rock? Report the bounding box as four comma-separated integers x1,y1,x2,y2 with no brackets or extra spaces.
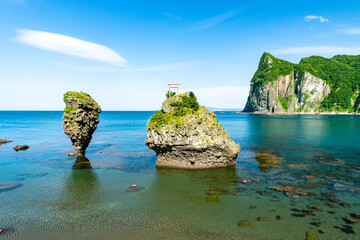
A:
146,92,240,169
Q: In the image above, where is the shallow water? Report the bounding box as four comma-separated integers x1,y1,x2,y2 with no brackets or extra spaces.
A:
0,111,360,239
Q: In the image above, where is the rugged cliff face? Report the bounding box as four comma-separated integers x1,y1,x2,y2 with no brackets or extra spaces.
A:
145,92,240,169
244,53,360,114
63,91,101,156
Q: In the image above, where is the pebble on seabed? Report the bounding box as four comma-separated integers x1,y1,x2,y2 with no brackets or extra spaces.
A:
238,220,252,227
305,231,318,240
257,217,270,222
0,229,3,234
344,217,358,224
125,184,143,192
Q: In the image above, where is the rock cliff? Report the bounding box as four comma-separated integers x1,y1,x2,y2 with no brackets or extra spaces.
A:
63,91,101,156
244,53,360,114
145,92,240,169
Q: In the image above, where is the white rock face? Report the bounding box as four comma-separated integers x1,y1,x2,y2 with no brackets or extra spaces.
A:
244,71,331,114
296,72,331,113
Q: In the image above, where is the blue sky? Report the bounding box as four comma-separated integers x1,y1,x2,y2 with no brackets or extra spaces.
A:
1,0,360,110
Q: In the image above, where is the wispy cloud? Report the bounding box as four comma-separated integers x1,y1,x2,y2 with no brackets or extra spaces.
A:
272,46,360,55
188,9,239,31
15,29,127,67
164,12,182,22
304,15,329,23
341,27,360,35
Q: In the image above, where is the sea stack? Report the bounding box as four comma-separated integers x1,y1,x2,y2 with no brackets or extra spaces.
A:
62,91,101,156
145,91,240,169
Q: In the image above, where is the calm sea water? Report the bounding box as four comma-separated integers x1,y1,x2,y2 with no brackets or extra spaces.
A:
0,111,359,240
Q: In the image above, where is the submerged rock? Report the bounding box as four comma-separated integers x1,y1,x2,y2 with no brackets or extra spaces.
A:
62,91,101,156
306,232,318,240
344,217,358,224
0,140,11,145
253,149,282,172
0,183,22,192
13,145,29,151
238,220,252,227
257,217,270,222
145,92,240,169
268,186,308,196
125,184,144,192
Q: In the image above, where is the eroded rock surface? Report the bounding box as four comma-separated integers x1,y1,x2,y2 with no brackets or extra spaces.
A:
62,91,101,156
0,140,12,145
145,92,240,169
13,145,29,151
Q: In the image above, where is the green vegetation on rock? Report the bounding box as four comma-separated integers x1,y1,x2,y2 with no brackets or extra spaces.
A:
63,91,101,111
251,52,295,86
166,91,176,99
249,52,360,113
148,91,200,129
278,96,292,112
298,56,360,112
148,92,228,139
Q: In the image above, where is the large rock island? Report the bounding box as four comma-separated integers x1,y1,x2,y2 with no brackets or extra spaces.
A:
63,91,101,156
145,92,240,169
243,52,360,114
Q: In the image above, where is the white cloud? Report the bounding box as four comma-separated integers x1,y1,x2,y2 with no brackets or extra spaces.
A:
272,46,360,55
189,9,238,31
15,29,127,67
304,15,329,23
341,28,360,35
185,86,250,109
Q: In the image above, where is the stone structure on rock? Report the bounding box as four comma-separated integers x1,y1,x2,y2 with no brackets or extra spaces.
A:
62,91,101,156
145,91,240,169
243,52,360,114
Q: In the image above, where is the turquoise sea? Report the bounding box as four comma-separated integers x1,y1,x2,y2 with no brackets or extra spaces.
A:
0,111,360,240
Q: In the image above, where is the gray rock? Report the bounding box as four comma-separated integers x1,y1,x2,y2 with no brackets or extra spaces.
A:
0,139,12,145
62,91,101,156
13,145,29,151
145,93,240,169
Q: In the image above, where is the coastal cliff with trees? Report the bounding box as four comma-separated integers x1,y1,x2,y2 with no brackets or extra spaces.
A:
243,52,360,114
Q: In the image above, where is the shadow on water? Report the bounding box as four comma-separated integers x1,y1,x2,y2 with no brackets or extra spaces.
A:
62,164,99,210
73,156,92,169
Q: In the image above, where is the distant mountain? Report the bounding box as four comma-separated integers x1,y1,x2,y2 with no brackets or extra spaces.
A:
206,107,243,112
243,52,360,114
